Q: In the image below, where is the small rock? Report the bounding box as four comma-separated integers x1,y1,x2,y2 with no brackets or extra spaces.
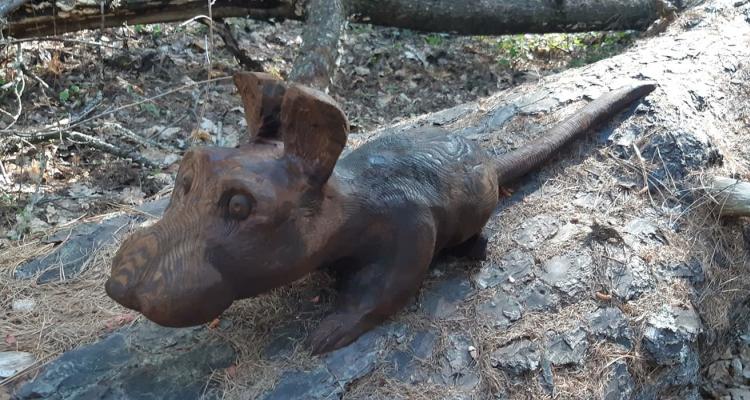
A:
513,215,559,250
262,366,340,400
324,325,388,383
434,334,480,389
606,255,653,301
540,251,593,298
587,307,633,349
729,388,750,400
642,305,703,365
475,291,522,329
637,350,700,398
623,218,668,247
608,125,642,159
421,276,473,319
199,117,220,135
0,351,35,378
731,358,744,379
602,360,634,400
642,129,722,183
474,249,534,290
388,330,437,384
490,339,540,375
538,355,555,395
549,223,588,245
545,327,588,366
659,259,704,284
162,153,181,166
353,66,370,76
519,280,560,312
12,298,35,313
158,127,181,141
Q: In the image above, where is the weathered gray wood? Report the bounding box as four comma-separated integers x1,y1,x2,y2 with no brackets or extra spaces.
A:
3,0,662,39
707,176,750,217
288,0,345,91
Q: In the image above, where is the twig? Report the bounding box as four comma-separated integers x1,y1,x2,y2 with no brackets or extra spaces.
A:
1,76,231,137
25,129,159,168
204,0,215,122
0,159,10,185
102,121,179,152
4,37,119,48
631,143,655,206
198,18,263,71
0,44,26,130
99,0,105,81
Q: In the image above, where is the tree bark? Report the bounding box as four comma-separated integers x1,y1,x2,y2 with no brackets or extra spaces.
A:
3,0,662,39
288,0,345,91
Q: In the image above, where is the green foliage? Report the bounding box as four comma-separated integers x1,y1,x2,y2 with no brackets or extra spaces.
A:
424,34,443,47
152,24,163,37
140,102,160,117
58,84,82,103
133,24,163,37
9,203,33,240
58,88,70,103
491,31,636,71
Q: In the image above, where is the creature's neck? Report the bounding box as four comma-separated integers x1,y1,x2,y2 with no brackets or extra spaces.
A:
301,172,364,269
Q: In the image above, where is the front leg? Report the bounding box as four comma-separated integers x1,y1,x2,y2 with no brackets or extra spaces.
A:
309,223,437,354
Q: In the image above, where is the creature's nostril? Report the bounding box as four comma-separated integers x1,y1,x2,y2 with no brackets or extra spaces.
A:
105,277,140,311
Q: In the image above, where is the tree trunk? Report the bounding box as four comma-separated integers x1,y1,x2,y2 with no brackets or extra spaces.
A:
3,0,663,39
288,0,345,91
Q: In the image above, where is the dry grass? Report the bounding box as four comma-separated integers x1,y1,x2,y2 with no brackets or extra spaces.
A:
0,238,129,386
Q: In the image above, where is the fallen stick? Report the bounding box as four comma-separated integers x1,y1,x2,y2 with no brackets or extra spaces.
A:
706,176,750,217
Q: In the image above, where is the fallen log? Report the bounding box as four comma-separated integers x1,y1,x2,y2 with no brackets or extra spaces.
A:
3,0,663,39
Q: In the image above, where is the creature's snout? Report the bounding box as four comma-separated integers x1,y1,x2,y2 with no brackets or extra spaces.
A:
106,229,158,311
106,226,235,328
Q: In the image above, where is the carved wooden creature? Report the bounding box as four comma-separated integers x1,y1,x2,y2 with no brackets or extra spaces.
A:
106,72,655,354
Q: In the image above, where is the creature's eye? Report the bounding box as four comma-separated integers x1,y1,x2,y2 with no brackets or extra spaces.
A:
227,193,252,220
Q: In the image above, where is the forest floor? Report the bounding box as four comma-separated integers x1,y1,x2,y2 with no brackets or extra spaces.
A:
0,20,634,239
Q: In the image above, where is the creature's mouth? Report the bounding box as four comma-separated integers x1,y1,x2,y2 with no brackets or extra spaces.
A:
106,254,235,328
106,276,233,327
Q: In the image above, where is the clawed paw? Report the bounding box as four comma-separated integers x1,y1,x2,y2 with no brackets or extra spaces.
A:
308,313,365,355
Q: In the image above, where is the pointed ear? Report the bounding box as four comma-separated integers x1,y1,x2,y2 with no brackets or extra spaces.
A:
233,72,287,140
280,84,349,186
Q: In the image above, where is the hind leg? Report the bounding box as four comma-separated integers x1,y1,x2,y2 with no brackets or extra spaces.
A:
309,225,436,354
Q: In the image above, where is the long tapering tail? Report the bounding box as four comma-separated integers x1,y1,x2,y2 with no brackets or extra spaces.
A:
495,82,656,185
